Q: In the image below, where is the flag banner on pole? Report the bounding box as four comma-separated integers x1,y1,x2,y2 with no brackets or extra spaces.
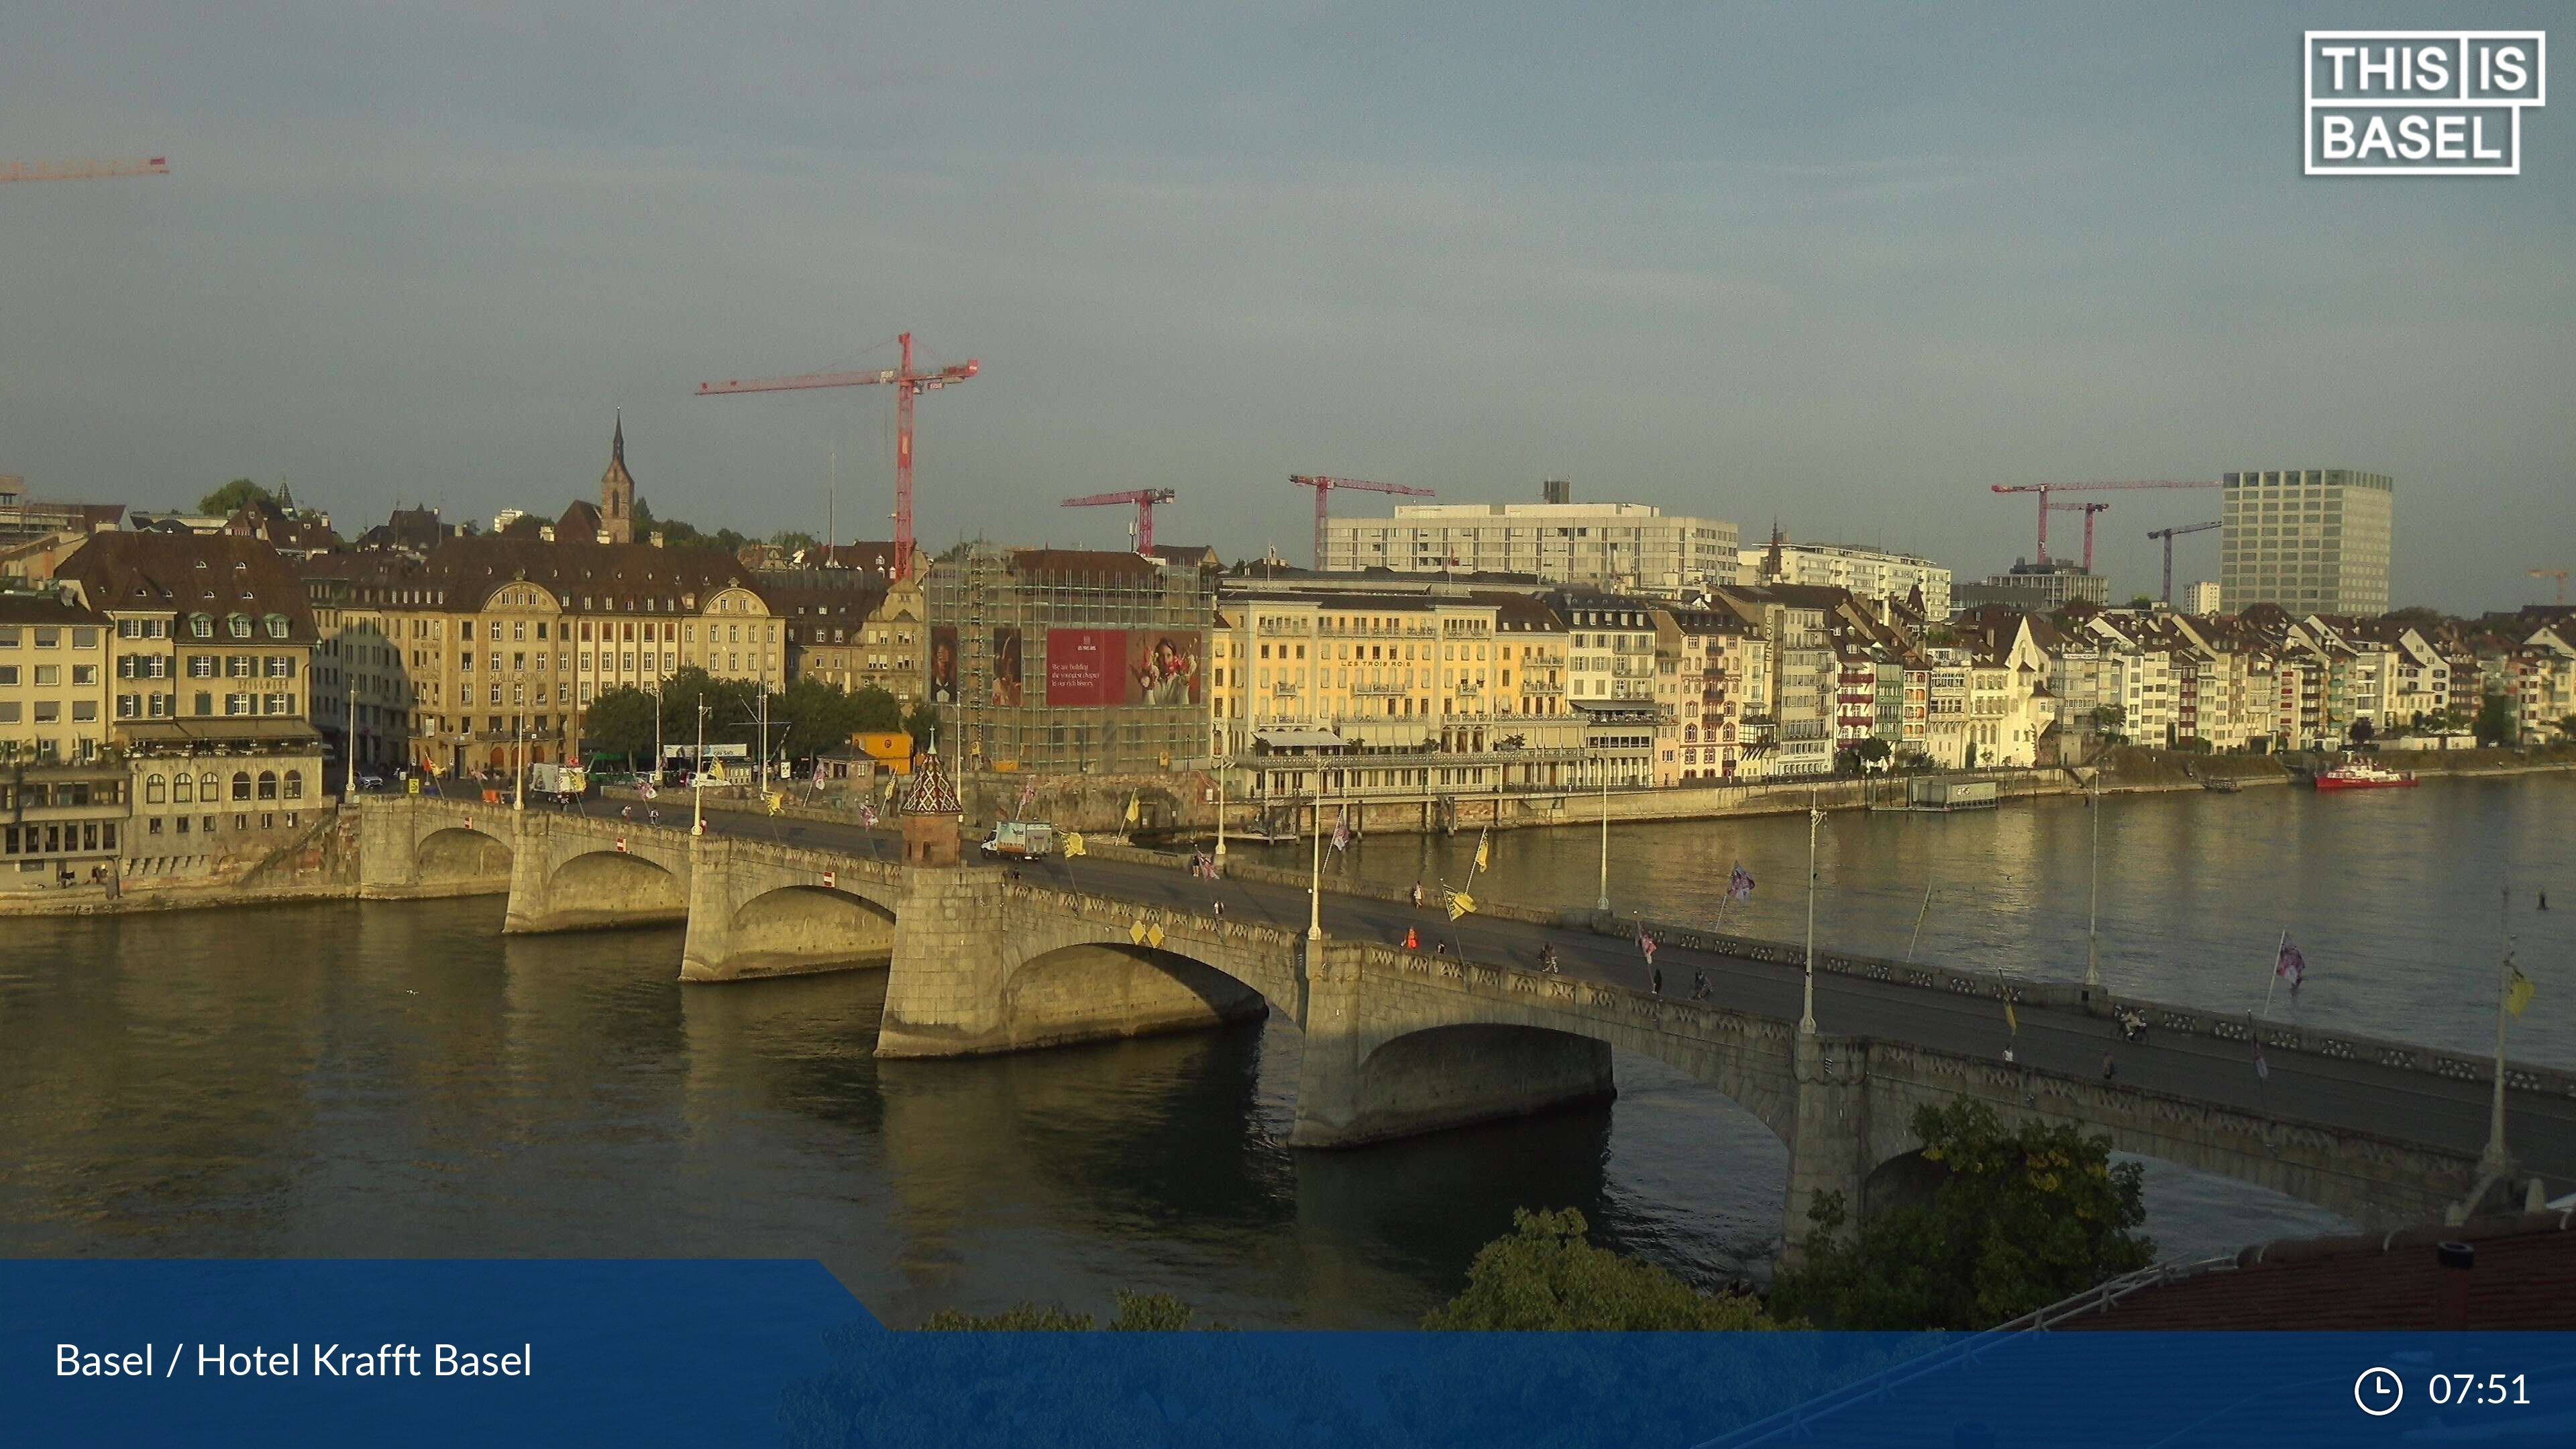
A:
2509,965,2537,1018
1446,890,1475,921
1019,778,1037,811
2274,936,2306,995
765,792,784,816
814,758,830,785
1729,862,1756,901
857,802,878,828
1125,796,1142,825
1063,833,1086,857
1332,818,1351,853
2254,1040,2270,1081
1636,926,1657,965
638,781,657,800
1474,830,1490,873
2004,1000,2018,1036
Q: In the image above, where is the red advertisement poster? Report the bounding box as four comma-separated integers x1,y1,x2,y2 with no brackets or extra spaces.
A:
1044,629,1124,706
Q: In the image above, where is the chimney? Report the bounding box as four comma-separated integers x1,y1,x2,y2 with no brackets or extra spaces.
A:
2434,1240,2475,1329
1542,478,1570,506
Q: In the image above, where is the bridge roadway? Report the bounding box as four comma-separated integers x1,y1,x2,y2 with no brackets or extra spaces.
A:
551,795,2576,1205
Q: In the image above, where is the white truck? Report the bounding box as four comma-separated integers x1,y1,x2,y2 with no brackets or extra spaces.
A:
981,819,1058,859
528,763,589,798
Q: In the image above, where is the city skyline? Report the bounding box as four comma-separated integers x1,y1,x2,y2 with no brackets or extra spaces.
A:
3,3,2569,610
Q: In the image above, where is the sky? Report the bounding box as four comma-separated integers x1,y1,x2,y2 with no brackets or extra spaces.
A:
2,1,2569,611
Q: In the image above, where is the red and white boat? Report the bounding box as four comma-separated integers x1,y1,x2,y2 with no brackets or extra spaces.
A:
2314,757,2418,790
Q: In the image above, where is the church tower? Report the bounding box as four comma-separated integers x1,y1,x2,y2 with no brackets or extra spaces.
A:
599,411,637,543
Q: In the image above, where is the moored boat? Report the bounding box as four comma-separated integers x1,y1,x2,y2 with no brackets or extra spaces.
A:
2313,757,2418,790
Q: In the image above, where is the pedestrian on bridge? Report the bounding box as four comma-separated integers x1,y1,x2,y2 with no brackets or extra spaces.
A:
1404,926,1419,951
1650,967,1662,997
1411,881,1424,910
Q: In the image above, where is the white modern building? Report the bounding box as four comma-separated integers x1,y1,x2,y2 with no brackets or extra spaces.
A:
1322,482,1737,598
2218,470,2394,617
2184,580,2221,615
1738,539,1951,616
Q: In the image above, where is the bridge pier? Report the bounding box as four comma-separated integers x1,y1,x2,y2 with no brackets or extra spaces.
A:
1778,1031,1874,1271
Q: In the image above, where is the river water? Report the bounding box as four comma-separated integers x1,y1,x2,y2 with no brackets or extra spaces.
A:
3,775,2569,1328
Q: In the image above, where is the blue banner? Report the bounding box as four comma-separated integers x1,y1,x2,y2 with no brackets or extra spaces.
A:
8,1260,2575,1446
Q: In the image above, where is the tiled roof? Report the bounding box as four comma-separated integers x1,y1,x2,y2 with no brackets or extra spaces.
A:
53,532,319,641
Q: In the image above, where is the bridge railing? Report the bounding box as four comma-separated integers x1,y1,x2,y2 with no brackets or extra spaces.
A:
1085,833,2576,1106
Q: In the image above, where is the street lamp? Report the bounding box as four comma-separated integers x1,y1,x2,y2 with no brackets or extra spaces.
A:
513,720,527,812
1802,790,1823,1035
1596,745,1611,914
1306,780,1324,941
2084,765,2103,989
1214,757,1230,858
690,700,709,837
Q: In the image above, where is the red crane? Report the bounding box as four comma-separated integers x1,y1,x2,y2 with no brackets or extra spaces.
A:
0,156,168,182
1061,488,1176,554
1991,480,2218,563
2147,520,2222,603
2046,500,2112,572
697,331,977,582
1289,474,1436,568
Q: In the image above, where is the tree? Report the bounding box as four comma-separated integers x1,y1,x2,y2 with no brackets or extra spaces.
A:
2089,703,2127,737
581,686,660,765
921,1291,1221,1332
903,701,941,751
2559,713,2576,742
2349,715,2375,744
1421,1208,1790,1330
1771,1099,2153,1330
771,529,820,554
773,677,904,759
199,478,276,516
2125,594,2157,611
500,513,548,538
2475,691,2518,747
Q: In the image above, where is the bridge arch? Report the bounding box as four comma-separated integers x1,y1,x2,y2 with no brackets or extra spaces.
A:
718,883,900,977
537,849,689,930
1347,1023,1625,1146
415,826,513,883
995,939,1270,1053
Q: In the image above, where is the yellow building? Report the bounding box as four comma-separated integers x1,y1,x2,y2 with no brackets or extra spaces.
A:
0,589,127,888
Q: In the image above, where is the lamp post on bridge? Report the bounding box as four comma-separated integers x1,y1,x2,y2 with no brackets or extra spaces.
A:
1595,745,1611,915
2480,885,2518,1185
1306,780,1324,942
2084,765,2103,990
1214,757,1230,859
1802,789,1823,1036
691,700,709,838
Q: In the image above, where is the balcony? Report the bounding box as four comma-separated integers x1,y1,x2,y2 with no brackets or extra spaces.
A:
1351,681,1407,696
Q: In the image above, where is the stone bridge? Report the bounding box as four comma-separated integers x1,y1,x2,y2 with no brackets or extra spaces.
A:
354,796,2562,1260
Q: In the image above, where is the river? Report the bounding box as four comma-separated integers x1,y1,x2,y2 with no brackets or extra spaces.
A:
3,774,2569,1328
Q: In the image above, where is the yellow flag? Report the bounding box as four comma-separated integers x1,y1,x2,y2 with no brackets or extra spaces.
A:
1062,832,1086,857
1474,832,1490,873
2005,1000,2019,1035
765,792,784,816
710,761,730,784
2508,966,2536,1018
1446,890,1476,921
1125,796,1141,825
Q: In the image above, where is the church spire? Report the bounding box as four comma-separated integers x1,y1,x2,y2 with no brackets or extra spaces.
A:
612,408,625,466
598,410,636,543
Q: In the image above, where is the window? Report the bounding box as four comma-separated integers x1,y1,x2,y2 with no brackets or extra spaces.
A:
231,772,252,802
146,774,167,804
227,615,252,639
200,772,220,802
265,616,289,639
190,615,213,639
257,771,278,800
283,770,304,800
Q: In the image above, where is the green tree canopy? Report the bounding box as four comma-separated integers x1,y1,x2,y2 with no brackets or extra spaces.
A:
199,478,277,516
2475,691,2518,746
1421,1208,1790,1331
1772,1099,2153,1330
500,512,549,538
771,529,820,553
903,701,941,751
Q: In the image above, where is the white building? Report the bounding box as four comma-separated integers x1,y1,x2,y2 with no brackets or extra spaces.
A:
2218,469,2395,616
2184,580,2221,615
1324,483,1737,598
1739,539,1951,617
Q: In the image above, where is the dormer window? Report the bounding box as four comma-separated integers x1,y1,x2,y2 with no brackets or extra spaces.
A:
265,615,290,639
189,614,213,639
227,614,252,639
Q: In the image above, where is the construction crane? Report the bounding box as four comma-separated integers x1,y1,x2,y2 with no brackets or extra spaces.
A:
1061,488,1175,554
2148,521,2222,603
2534,568,2571,604
1990,480,2219,564
2046,500,2112,572
0,156,168,183
1289,474,1436,569
696,331,977,582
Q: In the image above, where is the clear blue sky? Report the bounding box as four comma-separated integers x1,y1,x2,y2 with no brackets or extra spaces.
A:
3,1,2568,609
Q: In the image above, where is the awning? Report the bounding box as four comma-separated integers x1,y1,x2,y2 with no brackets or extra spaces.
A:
121,719,323,748
1253,728,1346,750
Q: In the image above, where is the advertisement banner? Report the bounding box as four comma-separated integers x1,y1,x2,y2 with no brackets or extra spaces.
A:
989,627,1023,708
1044,628,1124,706
928,626,959,705
1126,630,1202,706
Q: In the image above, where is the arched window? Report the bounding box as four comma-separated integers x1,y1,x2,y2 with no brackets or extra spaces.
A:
282,770,305,800
200,772,219,802
256,770,278,801
146,774,167,804
231,771,252,802
173,773,193,804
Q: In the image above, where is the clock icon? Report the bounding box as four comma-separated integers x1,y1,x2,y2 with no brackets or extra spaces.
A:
2355,1366,2405,1417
